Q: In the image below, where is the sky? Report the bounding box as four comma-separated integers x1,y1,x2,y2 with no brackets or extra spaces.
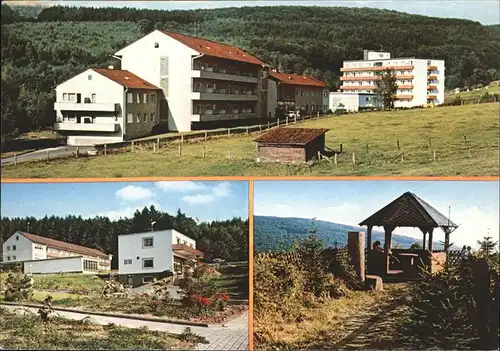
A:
254,180,500,248
8,0,500,25
0,181,248,222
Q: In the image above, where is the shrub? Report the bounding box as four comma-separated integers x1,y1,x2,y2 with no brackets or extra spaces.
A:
3,272,33,301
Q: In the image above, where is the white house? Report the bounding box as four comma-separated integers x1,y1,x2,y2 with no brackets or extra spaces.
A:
54,67,161,146
340,50,445,107
118,229,204,286
1,231,112,274
114,30,269,132
329,92,379,112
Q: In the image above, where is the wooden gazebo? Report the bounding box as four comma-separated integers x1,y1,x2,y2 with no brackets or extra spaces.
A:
359,192,458,276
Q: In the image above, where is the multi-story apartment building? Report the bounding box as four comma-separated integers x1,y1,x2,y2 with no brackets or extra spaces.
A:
118,229,204,287
340,50,445,107
114,30,269,132
54,68,161,146
1,231,112,274
267,71,329,115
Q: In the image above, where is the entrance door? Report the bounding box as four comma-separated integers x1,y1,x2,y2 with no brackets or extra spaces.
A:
159,99,169,123
77,94,82,103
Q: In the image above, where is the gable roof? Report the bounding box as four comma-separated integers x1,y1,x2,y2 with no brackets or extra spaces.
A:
253,128,330,146
160,30,264,66
18,231,109,259
269,71,328,87
92,68,160,90
359,192,458,229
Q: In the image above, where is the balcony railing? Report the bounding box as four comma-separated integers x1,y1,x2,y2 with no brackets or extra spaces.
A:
395,95,414,100
54,102,118,112
192,68,259,83
428,75,438,80
427,95,437,100
340,85,376,90
341,65,414,72
341,75,414,81
191,91,258,101
172,244,204,259
54,122,119,132
427,65,438,70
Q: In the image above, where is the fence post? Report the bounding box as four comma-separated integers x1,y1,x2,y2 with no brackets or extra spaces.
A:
76,146,79,159
347,231,365,285
104,144,107,156
277,118,280,127
352,152,356,166
131,141,134,153
267,121,270,129
334,153,337,165
397,138,400,151
433,150,436,161
401,151,404,162
461,100,464,106
317,151,321,160
46,150,50,162
178,144,182,157
157,137,160,150
259,124,262,132
153,142,156,154
227,129,230,138
366,143,369,154
428,137,432,148
204,131,208,141
246,126,249,135
286,116,289,125
317,111,320,119
294,115,297,124
202,146,205,159
14,153,17,165
181,134,184,144
340,143,343,153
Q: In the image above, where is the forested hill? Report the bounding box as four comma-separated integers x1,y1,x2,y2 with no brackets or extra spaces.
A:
254,215,439,253
2,4,499,140
0,206,249,267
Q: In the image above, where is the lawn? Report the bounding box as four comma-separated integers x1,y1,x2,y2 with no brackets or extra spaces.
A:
2,103,498,177
212,262,249,301
445,81,500,101
1,130,61,159
0,307,200,350
30,273,106,293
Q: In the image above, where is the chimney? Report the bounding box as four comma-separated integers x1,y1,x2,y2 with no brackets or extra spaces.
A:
108,65,114,70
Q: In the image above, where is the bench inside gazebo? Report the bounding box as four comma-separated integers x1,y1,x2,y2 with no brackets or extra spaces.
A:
359,191,458,281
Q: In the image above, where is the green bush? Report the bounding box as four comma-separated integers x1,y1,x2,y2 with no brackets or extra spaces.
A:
3,272,33,301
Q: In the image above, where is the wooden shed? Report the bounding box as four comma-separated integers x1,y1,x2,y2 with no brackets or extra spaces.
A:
253,128,329,163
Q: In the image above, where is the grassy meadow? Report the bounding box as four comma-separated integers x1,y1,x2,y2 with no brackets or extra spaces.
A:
445,81,500,101
2,103,498,177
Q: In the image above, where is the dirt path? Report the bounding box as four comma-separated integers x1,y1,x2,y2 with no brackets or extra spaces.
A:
332,283,409,350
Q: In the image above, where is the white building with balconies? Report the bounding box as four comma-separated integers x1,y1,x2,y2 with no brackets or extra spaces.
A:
54,67,161,145
114,30,269,132
117,229,204,287
340,50,445,108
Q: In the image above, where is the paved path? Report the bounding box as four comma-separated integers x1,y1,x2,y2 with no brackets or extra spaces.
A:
2,305,248,350
1,146,95,165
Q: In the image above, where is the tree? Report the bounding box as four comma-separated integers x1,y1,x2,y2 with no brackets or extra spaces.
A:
477,236,498,256
374,69,398,110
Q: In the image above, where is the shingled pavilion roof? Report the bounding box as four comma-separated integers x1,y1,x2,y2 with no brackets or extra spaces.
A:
253,128,329,146
359,192,457,230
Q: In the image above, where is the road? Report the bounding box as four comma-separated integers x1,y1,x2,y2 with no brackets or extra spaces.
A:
1,146,95,166
1,304,248,350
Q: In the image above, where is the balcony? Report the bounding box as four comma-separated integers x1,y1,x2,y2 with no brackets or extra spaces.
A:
192,69,259,84
427,95,437,100
428,65,438,70
398,85,414,89
340,85,376,90
341,65,414,72
172,244,204,260
192,91,258,101
428,75,438,80
396,95,414,100
54,122,119,132
54,102,118,112
427,85,437,90
341,75,414,81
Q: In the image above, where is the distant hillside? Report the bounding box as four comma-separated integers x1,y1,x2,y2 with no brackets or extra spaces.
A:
254,215,442,253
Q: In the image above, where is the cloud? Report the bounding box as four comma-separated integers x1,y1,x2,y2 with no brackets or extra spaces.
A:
181,182,232,206
155,181,206,192
116,185,155,201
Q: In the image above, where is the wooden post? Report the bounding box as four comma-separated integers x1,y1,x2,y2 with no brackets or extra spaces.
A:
444,228,450,252
294,115,297,124
246,126,249,135
202,146,205,159
153,143,156,154
259,124,262,132
14,153,17,165
383,226,394,275
277,118,280,127
366,143,369,154
397,138,400,150
433,150,436,161
76,146,79,158
286,116,289,125
461,100,464,106
227,129,230,138
352,152,356,166
178,144,182,156
267,121,270,129
181,134,184,144
204,131,208,141
340,143,343,153
422,229,427,250
334,153,337,165
157,137,160,150
104,144,107,156
317,111,320,119
46,150,50,162
428,137,432,148
367,225,373,251
347,231,365,285
131,141,134,152
401,151,404,162
317,151,321,160
428,228,434,252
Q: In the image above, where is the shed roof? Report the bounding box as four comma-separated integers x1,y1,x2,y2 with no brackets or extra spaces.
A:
269,71,328,87
93,68,160,90
161,30,264,66
359,192,457,229
18,231,109,259
253,128,329,146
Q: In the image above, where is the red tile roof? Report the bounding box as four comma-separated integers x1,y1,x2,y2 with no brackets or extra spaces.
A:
253,128,330,146
93,68,160,90
269,71,328,87
161,30,264,66
19,231,109,259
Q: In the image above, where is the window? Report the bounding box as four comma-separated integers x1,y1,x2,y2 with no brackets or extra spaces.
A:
176,238,181,244
142,237,154,248
127,113,133,123
88,74,92,80
136,94,140,104
151,112,155,122
154,42,159,48
68,93,76,102
91,94,96,103
7,256,10,261
12,256,16,260
143,93,148,104
63,93,68,101
12,245,16,251
124,259,132,265
151,93,156,104
183,240,187,245
127,93,133,103
143,113,148,122
16,236,19,240
6,245,10,251
142,276,155,284
136,114,140,123
142,258,154,269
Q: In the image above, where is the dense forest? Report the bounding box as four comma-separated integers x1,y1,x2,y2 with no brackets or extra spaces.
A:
0,206,249,268
1,4,499,141
254,215,438,253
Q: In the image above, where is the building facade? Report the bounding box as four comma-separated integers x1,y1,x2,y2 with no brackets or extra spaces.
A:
267,71,329,116
54,68,160,145
329,92,380,112
1,231,111,274
340,50,445,107
118,229,204,287
115,30,268,132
